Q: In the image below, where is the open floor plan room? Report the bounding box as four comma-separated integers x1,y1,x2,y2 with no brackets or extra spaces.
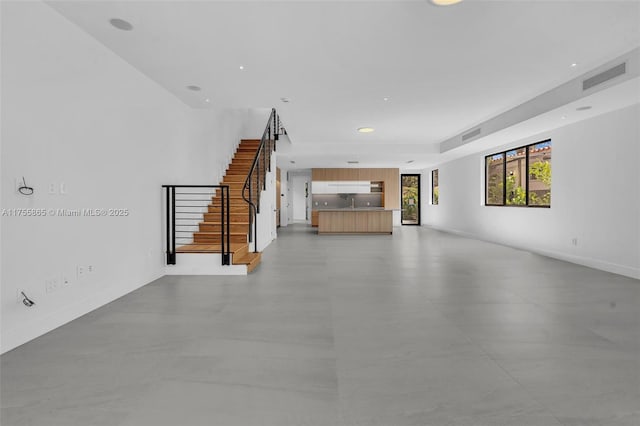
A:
2,226,639,426
2,1,639,425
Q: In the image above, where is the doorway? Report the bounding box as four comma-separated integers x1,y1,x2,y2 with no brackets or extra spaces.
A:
401,174,421,225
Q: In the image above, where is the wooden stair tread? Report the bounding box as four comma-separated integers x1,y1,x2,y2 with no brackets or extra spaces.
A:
233,251,261,272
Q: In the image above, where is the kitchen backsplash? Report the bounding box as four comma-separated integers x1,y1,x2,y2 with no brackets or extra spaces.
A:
312,193,383,209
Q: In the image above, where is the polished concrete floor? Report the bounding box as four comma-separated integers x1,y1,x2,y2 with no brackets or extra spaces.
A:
2,225,639,426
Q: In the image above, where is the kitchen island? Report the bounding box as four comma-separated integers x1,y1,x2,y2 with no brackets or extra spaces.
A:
317,209,393,234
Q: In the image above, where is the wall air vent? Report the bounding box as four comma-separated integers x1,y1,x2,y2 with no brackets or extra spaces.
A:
583,63,626,91
462,128,481,142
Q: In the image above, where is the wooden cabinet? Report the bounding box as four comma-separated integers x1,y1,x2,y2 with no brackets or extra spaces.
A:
311,210,319,227
312,169,326,181
317,210,393,234
357,168,373,181
311,168,399,208
383,168,400,210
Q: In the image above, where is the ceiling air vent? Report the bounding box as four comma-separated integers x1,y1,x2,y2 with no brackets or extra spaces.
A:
347,161,359,164
583,63,626,91
462,128,481,142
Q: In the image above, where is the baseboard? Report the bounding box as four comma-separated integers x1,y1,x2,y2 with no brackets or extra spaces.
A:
424,224,640,280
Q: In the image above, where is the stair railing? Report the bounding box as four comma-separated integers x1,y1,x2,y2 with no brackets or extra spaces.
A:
242,108,280,253
162,185,231,265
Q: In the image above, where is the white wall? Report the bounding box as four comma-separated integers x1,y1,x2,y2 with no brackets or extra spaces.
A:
279,167,289,227
424,105,640,279
0,2,247,353
291,172,311,222
254,156,278,252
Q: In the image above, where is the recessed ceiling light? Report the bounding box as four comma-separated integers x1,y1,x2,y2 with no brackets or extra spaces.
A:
430,0,464,6
561,115,566,120
186,85,201,91
571,63,578,68
406,160,414,164
576,106,592,111
290,160,295,164
109,18,133,31
205,98,210,103
358,127,375,133
239,65,245,70
383,97,389,101
280,97,290,103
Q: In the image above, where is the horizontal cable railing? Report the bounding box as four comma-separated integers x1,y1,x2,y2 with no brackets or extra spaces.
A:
162,185,231,265
242,108,281,253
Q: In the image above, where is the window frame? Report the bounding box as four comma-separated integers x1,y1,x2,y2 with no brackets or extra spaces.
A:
484,139,551,208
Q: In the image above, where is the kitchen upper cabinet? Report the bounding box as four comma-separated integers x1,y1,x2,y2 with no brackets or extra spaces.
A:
357,168,373,181
312,169,326,181
312,181,329,194
311,168,398,206
312,181,370,194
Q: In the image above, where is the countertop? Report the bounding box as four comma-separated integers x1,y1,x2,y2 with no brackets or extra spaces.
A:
316,208,388,212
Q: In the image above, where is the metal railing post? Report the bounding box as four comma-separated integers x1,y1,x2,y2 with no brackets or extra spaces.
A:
220,186,226,265
165,186,176,265
225,186,231,265
169,186,176,264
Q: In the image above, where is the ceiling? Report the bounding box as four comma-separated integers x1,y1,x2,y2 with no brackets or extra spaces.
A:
46,0,640,169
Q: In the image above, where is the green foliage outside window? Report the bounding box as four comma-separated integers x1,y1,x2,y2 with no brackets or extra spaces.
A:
506,174,526,205
528,160,551,206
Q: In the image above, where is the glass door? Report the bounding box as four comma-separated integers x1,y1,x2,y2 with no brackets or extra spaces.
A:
401,174,420,225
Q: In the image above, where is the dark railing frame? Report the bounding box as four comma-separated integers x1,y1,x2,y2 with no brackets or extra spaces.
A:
242,108,280,253
162,185,231,266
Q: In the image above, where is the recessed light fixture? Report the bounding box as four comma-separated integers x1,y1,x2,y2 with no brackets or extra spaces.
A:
290,160,296,164
406,160,414,164
205,98,210,103
430,0,464,6
186,85,201,91
109,18,133,31
280,97,290,103
239,65,245,70
571,63,578,68
576,106,592,111
357,127,375,133
383,97,389,101
561,115,566,120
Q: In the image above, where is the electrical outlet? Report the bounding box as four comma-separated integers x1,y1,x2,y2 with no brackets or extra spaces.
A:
45,277,59,293
48,183,57,194
60,182,67,195
61,274,71,286
77,266,85,279
571,238,578,246
87,265,94,274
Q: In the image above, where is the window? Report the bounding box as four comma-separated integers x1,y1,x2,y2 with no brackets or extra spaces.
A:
485,140,551,207
506,147,527,205
486,153,504,205
431,169,439,205
528,141,552,206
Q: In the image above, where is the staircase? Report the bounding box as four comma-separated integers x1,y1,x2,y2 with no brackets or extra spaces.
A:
175,139,263,273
